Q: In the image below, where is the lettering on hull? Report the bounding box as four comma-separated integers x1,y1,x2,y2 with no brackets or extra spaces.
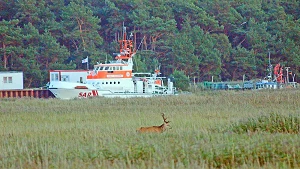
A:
78,90,99,98
107,74,123,78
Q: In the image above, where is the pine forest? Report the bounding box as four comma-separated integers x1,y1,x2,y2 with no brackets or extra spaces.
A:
0,0,299,88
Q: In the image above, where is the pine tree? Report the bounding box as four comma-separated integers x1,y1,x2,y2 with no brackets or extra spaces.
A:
0,19,22,70
61,0,103,68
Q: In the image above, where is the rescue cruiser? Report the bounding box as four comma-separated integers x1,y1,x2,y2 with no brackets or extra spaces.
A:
48,27,177,99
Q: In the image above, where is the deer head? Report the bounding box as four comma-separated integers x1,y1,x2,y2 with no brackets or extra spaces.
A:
161,113,171,131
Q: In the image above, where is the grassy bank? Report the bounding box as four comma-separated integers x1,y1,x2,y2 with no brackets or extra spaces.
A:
0,89,299,168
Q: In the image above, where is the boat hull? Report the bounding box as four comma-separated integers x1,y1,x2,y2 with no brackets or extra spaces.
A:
49,88,104,99
49,88,173,99
48,77,176,99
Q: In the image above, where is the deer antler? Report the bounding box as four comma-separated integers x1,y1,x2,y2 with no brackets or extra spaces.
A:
162,113,170,123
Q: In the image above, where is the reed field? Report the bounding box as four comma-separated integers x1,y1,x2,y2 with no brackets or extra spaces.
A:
0,89,299,169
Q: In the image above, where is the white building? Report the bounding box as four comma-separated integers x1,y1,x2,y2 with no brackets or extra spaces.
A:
49,70,89,83
0,71,23,90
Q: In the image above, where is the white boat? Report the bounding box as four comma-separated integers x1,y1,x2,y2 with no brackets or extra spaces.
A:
48,27,177,99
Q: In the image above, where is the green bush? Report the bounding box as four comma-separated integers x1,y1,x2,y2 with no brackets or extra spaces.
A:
228,113,300,134
171,70,190,91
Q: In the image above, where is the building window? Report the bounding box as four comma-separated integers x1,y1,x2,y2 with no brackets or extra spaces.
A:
3,77,12,83
8,77,12,83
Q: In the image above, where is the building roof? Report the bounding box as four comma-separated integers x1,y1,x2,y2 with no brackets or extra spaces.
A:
0,71,23,74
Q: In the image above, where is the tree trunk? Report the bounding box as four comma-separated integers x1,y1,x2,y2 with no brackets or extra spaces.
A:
143,35,148,50
77,17,86,51
26,77,33,88
3,42,7,69
232,67,238,81
134,26,137,50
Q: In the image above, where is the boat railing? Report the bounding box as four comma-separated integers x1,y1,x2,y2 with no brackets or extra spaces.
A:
133,72,157,75
152,85,168,94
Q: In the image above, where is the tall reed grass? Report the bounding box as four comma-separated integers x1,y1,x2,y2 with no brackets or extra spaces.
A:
0,89,299,168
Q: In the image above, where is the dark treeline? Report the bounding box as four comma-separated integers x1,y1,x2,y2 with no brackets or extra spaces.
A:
0,0,299,88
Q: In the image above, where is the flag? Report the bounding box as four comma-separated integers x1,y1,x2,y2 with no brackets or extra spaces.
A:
82,57,88,63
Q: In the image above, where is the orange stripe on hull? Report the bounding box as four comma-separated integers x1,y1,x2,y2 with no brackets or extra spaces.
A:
75,86,88,89
87,70,132,79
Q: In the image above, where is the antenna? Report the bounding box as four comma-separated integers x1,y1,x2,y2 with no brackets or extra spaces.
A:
268,50,271,66
267,49,272,81
123,22,126,39
137,36,145,51
285,67,290,83
122,22,127,50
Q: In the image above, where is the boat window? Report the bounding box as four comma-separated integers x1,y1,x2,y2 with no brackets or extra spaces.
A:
113,67,116,70
110,82,112,84
105,67,109,70
118,82,120,84
102,82,104,84
109,67,113,70
120,66,123,70
51,73,59,81
106,82,108,84
100,67,104,70
61,75,69,82
116,67,119,70
114,81,116,84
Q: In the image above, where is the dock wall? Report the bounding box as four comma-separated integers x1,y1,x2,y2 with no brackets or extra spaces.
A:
0,89,54,99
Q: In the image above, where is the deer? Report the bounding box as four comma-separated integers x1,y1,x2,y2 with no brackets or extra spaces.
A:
137,113,171,133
